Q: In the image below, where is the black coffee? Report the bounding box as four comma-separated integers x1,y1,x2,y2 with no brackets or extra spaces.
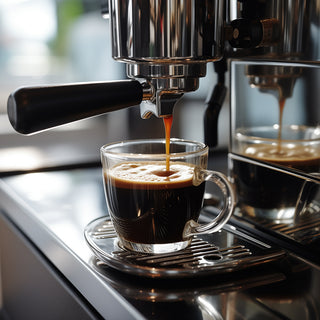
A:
233,144,320,210
104,161,205,244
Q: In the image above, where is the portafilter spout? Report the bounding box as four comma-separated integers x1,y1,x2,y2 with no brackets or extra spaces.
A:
140,92,183,120
245,65,302,101
109,0,224,115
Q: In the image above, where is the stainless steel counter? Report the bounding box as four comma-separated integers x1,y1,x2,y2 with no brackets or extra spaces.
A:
0,166,320,319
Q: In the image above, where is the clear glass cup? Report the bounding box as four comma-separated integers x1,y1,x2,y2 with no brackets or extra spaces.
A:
232,125,320,221
101,138,235,254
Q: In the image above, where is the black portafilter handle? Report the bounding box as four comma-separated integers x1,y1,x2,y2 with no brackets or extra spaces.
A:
7,80,143,135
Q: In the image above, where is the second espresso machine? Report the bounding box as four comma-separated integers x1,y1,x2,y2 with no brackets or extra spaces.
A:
6,0,320,264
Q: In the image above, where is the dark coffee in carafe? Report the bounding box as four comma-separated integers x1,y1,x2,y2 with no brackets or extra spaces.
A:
233,143,320,214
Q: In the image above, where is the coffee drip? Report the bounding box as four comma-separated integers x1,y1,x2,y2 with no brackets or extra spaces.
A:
163,115,173,172
277,98,286,154
126,115,175,179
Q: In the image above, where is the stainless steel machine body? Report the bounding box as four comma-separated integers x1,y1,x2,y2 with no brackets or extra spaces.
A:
7,0,319,131
108,0,224,118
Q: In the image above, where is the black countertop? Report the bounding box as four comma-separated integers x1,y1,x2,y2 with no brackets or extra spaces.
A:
1,163,320,319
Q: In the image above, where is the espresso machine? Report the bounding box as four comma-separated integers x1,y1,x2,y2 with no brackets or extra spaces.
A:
1,1,320,319
7,0,320,255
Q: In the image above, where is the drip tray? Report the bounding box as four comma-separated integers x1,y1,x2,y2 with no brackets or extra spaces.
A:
234,208,320,265
84,217,286,278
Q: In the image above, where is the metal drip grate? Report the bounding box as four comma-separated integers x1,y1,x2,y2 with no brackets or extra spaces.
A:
113,238,251,269
91,220,117,239
240,206,320,245
248,211,320,245
85,217,286,278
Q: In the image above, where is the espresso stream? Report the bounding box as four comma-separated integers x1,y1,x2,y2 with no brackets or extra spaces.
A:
277,98,285,153
163,115,173,171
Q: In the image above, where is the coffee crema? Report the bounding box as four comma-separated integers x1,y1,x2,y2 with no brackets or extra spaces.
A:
243,144,320,172
104,161,205,244
108,161,195,187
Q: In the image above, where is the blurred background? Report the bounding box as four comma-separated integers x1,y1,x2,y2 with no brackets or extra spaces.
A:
0,0,229,175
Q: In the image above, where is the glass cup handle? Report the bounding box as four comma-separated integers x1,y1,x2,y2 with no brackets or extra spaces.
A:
183,169,235,238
